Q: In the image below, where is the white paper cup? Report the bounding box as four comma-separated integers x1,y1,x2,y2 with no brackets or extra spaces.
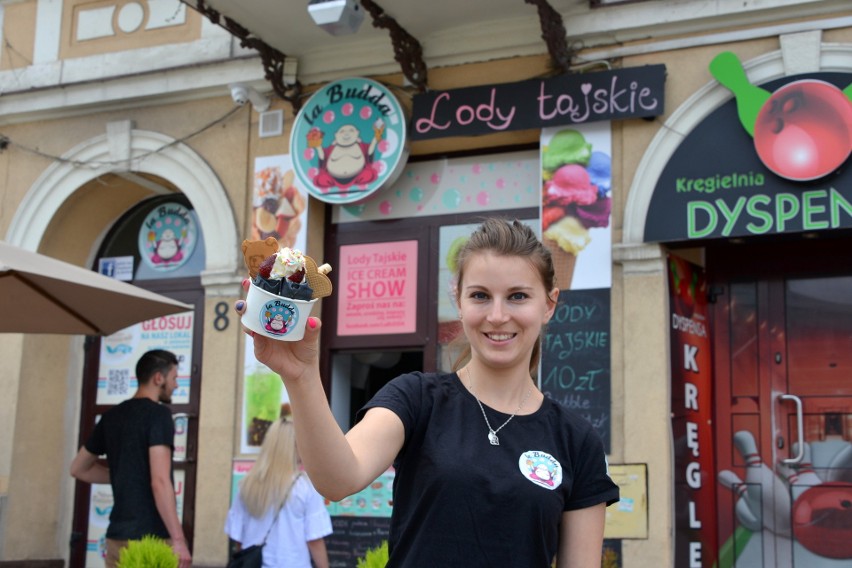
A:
241,282,317,341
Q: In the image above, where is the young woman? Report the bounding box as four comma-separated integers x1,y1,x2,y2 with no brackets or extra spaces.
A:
236,218,618,567
225,418,332,568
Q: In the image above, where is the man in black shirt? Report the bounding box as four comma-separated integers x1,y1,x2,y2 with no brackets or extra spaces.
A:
71,349,191,568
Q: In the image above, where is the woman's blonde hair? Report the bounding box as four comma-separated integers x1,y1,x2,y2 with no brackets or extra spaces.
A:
451,218,556,378
239,418,300,518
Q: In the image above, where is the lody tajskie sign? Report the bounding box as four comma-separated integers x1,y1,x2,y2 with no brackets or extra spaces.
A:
411,64,666,140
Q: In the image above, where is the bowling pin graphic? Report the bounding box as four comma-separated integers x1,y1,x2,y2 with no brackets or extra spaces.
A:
825,441,852,482
718,469,762,532
732,430,792,537
709,51,771,137
780,442,824,501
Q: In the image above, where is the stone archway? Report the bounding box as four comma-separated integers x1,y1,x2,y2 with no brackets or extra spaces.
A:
1,122,243,562
5,121,241,292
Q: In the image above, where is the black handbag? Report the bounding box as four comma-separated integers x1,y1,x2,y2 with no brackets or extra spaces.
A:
227,543,264,568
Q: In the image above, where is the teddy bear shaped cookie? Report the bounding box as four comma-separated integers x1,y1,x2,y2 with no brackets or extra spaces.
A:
241,239,332,300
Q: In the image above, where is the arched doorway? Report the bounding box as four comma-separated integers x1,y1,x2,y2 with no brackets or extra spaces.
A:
69,192,206,567
623,38,852,566
4,124,240,567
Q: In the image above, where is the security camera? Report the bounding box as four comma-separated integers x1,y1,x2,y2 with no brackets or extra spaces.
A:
228,83,271,113
308,0,365,36
230,84,249,106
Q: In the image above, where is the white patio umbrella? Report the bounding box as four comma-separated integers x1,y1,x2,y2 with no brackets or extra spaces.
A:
0,240,193,334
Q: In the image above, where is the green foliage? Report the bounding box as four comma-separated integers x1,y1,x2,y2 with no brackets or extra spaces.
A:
116,535,178,568
356,540,389,568
245,370,283,424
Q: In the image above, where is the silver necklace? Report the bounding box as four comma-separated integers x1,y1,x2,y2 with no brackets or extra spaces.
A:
466,368,532,446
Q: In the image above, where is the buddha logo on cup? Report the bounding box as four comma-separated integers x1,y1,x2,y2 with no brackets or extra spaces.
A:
137,202,197,271
260,299,299,337
290,77,409,204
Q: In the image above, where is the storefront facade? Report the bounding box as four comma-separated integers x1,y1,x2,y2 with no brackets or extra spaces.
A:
1,1,850,566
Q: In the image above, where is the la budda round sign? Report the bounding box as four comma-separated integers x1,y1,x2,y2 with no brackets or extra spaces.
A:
290,77,409,205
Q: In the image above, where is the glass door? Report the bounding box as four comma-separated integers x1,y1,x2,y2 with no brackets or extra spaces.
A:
778,276,852,566
714,275,852,567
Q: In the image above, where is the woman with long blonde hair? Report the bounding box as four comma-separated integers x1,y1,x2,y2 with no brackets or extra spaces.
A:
225,418,332,567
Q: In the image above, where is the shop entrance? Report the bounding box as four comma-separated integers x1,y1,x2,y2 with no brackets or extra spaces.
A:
68,195,205,567
709,240,852,567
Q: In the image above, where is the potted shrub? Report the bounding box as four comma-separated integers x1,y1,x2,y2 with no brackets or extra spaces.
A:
116,535,178,568
356,540,389,568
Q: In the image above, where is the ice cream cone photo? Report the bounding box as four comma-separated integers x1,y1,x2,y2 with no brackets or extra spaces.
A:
540,124,613,290
544,238,578,290
543,216,590,290
252,159,308,248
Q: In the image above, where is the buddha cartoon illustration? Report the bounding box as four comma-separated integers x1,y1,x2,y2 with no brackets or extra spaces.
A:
308,119,384,190
265,313,289,334
529,462,556,487
152,228,183,264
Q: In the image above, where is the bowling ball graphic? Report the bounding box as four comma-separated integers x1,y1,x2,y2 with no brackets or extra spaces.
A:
791,482,852,559
753,80,852,181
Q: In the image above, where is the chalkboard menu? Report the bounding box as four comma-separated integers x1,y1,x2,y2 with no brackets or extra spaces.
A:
326,516,390,568
541,288,612,451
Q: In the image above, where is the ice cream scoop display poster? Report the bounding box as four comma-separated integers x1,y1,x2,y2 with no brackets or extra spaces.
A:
241,334,292,454
539,123,613,451
252,155,308,249
290,77,408,205
241,170,307,453
540,123,612,291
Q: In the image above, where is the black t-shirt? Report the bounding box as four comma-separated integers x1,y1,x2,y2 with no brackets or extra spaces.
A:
358,372,619,567
86,397,175,540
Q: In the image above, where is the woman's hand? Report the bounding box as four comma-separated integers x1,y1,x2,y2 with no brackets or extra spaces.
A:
235,279,322,382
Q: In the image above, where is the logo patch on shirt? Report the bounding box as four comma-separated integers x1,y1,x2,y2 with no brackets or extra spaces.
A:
518,450,562,490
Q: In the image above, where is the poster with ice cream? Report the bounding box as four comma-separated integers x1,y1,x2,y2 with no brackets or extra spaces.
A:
252,155,309,250
241,334,293,455
540,124,612,290
242,162,307,453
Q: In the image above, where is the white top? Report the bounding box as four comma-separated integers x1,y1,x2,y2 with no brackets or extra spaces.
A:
225,474,333,568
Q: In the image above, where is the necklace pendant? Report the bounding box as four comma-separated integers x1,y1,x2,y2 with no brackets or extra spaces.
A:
488,431,500,445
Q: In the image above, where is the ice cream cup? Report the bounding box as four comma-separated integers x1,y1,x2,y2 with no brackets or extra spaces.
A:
241,282,318,341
